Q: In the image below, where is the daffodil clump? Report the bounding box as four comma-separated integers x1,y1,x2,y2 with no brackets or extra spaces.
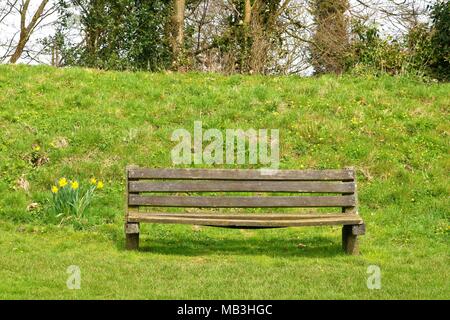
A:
50,177,104,219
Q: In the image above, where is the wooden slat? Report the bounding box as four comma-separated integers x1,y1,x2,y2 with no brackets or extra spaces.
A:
126,165,140,222
128,168,354,181
129,212,361,220
128,195,355,207
127,212,363,227
129,180,355,193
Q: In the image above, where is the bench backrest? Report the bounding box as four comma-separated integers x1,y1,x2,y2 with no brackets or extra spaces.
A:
126,167,358,214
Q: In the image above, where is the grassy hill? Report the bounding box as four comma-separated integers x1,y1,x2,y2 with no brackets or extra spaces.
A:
0,65,448,299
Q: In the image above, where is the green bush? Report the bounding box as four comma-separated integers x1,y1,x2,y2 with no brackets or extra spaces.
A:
429,0,450,80
347,21,408,76
347,2,449,81
405,23,434,75
58,0,172,71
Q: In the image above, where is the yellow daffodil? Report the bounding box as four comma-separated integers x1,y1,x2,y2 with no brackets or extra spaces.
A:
58,177,68,187
97,181,104,189
71,181,79,190
51,185,58,194
90,177,97,185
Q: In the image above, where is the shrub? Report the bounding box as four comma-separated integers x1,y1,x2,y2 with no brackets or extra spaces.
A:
428,0,450,81
347,2,449,82
57,0,172,71
405,23,434,76
347,21,407,76
347,20,437,79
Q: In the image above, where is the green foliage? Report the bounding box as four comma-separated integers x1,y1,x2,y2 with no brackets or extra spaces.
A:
210,0,284,74
51,0,448,79
348,22,402,76
59,0,172,71
347,21,436,78
429,0,450,80
405,23,435,74
347,1,450,81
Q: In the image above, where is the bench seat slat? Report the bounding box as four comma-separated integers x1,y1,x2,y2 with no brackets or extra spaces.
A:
129,181,355,193
127,212,363,227
129,195,355,207
129,212,361,220
128,168,354,181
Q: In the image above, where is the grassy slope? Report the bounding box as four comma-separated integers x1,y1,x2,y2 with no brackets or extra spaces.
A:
0,65,448,299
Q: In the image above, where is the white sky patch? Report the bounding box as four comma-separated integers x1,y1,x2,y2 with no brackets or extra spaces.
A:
0,0,59,64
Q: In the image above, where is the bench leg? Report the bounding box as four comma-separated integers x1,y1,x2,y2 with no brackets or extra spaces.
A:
342,224,365,255
125,222,140,250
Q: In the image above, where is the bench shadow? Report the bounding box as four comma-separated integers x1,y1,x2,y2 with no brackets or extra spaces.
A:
134,236,343,258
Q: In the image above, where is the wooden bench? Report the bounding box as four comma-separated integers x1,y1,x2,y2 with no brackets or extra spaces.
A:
124,167,365,254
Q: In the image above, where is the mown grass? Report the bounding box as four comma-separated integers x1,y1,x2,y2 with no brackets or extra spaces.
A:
0,65,448,299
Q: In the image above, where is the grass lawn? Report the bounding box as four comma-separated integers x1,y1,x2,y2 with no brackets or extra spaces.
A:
0,65,448,299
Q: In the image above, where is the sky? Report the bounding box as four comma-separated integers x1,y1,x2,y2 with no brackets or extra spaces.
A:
0,0,59,64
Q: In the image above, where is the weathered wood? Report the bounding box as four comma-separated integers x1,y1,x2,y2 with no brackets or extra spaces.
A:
126,233,139,250
340,167,362,254
125,164,140,222
342,224,359,255
125,222,139,250
128,212,363,227
130,212,364,222
125,222,140,234
124,166,364,253
129,194,355,207
342,166,358,214
128,168,355,181
351,223,366,235
129,180,355,193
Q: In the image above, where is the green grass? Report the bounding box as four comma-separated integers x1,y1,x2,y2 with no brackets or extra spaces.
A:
0,65,448,299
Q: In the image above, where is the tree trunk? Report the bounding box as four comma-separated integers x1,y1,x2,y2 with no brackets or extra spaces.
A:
310,0,350,74
9,32,28,64
171,0,185,66
9,0,50,64
244,0,252,25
